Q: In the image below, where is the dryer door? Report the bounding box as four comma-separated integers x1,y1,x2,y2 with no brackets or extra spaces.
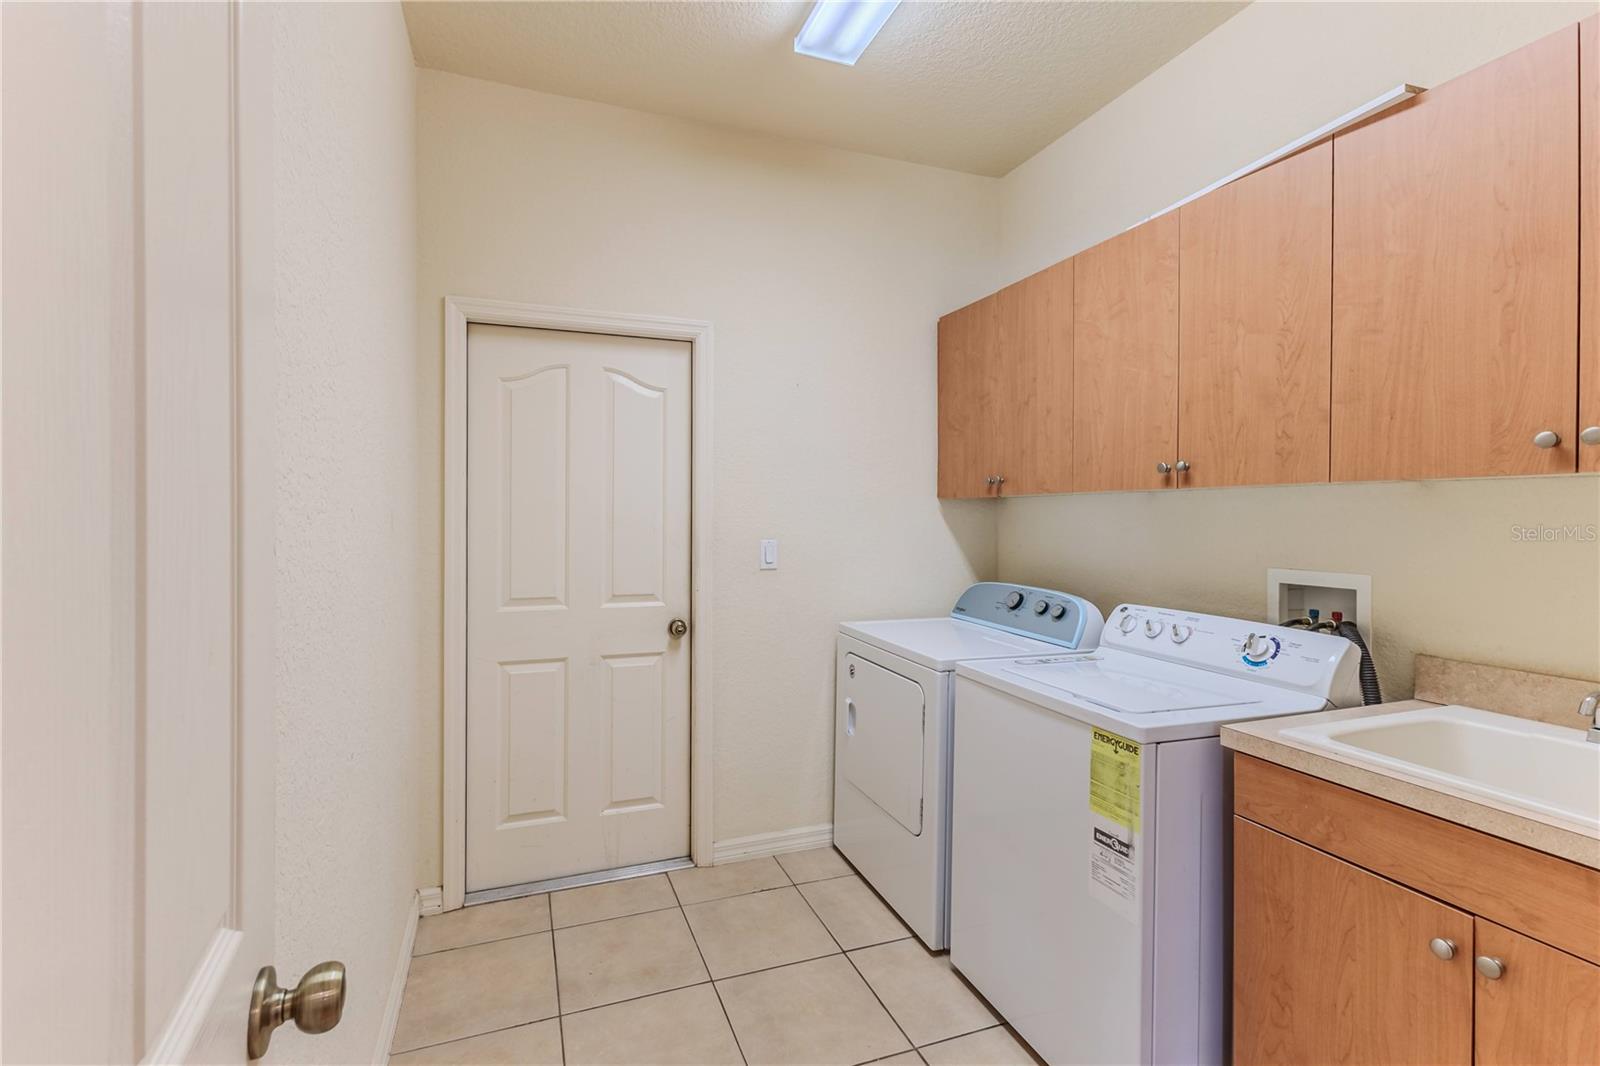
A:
840,653,925,835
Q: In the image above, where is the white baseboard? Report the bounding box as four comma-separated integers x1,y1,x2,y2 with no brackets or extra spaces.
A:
712,823,833,865
374,891,421,1064
418,885,444,916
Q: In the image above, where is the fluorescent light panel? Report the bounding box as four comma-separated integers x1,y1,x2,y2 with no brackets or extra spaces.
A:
794,0,901,66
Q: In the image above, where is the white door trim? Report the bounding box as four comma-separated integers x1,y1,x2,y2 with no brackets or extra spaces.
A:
442,296,715,911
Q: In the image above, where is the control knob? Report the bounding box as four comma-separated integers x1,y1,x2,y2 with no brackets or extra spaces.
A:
1050,604,1067,621
1117,613,1138,634
1034,600,1050,615
1242,632,1273,660
1144,618,1164,639
1170,624,1193,644
1004,591,1025,611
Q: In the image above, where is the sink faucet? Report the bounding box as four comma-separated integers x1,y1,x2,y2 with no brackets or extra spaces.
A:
1581,691,1600,744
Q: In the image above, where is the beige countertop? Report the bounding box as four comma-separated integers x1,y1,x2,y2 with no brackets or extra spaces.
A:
1222,699,1600,870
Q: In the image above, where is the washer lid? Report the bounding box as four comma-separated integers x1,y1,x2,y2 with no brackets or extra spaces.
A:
957,648,1330,743
839,617,1062,672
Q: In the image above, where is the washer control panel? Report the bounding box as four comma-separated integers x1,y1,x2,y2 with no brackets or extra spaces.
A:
1101,603,1360,704
951,582,1106,651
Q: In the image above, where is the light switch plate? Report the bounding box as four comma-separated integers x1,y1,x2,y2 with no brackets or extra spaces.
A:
760,539,778,570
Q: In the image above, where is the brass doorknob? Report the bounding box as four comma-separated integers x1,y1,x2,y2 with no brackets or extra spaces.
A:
248,961,346,1059
668,618,688,638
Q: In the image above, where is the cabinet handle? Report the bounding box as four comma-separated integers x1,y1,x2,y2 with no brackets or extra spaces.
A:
1174,459,1190,474
1532,430,1561,449
1428,937,1456,961
1581,426,1600,446
995,475,1005,486
985,476,998,486
1475,955,1506,980
1156,462,1172,476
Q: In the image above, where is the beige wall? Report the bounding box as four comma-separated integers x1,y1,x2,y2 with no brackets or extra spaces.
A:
994,1,1600,697
415,70,998,871
273,4,426,1061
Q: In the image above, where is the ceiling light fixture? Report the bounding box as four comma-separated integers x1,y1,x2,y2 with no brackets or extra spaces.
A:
793,0,902,66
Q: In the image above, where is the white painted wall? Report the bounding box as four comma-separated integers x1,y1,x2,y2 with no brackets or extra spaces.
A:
993,2,1600,697
415,70,999,870
273,4,425,1061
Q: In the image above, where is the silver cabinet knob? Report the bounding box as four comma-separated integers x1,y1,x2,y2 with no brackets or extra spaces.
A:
1532,430,1561,449
1475,955,1506,980
984,475,998,486
995,475,1005,485
1429,937,1457,961
248,961,346,1059
1581,426,1600,446
668,618,688,638
1156,462,1172,475
1174,459,1190,473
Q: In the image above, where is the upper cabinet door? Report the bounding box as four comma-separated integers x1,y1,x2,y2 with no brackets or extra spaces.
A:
996,259,1074,495
1073,213,1180,492
1581,15,1599,472
938,294,1001,498
1331,27,1580,481
1473,918,1600,1065
1179,142,1332,489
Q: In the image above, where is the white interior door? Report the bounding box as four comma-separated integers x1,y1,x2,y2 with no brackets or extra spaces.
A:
2,3,276,1062
466,324,692,891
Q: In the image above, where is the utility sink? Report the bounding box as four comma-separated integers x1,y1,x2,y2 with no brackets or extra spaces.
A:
1281,705,1600,832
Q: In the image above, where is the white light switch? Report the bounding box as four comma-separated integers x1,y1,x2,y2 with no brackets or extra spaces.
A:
760,539,779,570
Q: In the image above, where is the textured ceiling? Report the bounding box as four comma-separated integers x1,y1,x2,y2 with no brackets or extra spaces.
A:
402,1,1247,177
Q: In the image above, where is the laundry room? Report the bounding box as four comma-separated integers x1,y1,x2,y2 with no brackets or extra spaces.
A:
5,1,1598,1064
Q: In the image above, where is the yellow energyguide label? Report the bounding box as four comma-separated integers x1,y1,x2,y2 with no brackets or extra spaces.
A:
1089,728,1141,832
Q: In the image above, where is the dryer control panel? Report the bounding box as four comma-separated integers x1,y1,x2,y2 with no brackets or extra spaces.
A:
1102,604,1361,706
951,582,1105,651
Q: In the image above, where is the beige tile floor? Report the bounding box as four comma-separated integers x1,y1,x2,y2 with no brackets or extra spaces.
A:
390,847,1042,1065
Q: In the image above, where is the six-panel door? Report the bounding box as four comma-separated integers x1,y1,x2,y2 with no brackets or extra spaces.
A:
465,323,692,891
1233,818,1473,1066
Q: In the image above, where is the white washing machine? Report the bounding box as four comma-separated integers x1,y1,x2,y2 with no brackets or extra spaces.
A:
834,582,1104,950
950,605,1362,1066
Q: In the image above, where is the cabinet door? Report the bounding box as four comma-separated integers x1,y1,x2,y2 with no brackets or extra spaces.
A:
1331,27,1579,480
1073,213,1180,492
1233,818,1473,1066
1179,142,1332,488
1582,15,1599,472
1474,918,1600,1065
937,293,1001,498
995,259,1073,495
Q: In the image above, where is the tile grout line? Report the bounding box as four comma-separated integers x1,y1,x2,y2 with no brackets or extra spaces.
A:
666,869,750,1066
546,894,568,1066
391,1017,564,1059
413,867,861,958
788,870,920,1059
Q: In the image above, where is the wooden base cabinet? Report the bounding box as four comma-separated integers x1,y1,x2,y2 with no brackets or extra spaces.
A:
1234,818,1472,1066
1233,755,1600,1066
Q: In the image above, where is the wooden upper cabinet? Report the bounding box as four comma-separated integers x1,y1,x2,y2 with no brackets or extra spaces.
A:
1331,27,1580,481
1581,14,1599,472
995,259,1074,495
937,293,1001,498
1179,142,1332,488
1474,918,1600,1066
1073,213,1180,492
1233,818,1474,1066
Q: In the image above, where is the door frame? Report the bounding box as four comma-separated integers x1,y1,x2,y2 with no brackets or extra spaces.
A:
441,295,715,912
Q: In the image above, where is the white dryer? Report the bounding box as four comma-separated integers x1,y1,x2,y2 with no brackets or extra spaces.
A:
950,605,1361,1065
834,582,1104,950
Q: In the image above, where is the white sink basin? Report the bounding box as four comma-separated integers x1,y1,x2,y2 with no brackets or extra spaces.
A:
1281,705,1599,832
